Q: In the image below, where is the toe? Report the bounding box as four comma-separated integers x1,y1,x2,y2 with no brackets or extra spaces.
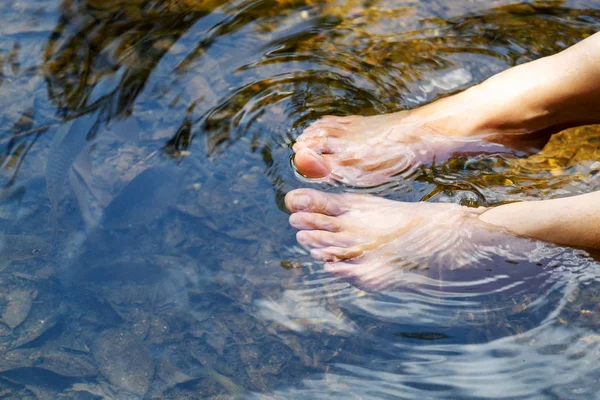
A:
285,189,346,215
298,121,345,141
298,125,328,140
311,246,364,262
296,231,356,248
289,213,341,232
293,136,342,155
292,147,330,179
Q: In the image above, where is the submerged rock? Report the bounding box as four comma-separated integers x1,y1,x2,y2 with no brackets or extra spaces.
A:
0,234,51,271
11,302,66,349
1,348,97,377
102,166,181,230
94,329,155,396
2,289,33,329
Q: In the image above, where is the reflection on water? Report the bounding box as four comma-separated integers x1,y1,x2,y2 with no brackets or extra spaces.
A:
0,0,600,398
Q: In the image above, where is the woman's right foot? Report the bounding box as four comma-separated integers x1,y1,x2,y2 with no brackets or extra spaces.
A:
292,107,519,187
291,48,591,187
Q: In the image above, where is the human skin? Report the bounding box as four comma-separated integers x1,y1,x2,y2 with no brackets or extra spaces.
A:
479,191,600,250
293,32,600,184
287,31,600,269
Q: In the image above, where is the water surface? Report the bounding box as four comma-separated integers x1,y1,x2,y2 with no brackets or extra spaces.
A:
1,0,600,398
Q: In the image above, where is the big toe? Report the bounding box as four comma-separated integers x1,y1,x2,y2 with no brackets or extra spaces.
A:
285,189,346,216
293,147,330,179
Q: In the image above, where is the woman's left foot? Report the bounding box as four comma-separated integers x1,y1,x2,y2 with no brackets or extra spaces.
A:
285,188,510,288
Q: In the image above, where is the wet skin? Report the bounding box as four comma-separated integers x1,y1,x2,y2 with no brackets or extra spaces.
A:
289,32,600,272
293,31,600,187
293,111,518,188
284,188,535,289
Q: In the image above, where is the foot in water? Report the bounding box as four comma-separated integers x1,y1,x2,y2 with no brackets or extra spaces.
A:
291,58,572,188
293,107,553,187
285,188,532,289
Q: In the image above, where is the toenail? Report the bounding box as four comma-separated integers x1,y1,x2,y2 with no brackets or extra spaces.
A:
296,231,309,245
294,195,310,209
305,146,322,158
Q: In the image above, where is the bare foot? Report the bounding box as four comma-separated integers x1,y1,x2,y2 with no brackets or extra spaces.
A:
292,107,526,187
285,188,530,289
292,49,587,188
293,33,600,187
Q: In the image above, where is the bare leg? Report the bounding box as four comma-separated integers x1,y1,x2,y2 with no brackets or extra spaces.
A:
285,189,600,288
293,32,600,187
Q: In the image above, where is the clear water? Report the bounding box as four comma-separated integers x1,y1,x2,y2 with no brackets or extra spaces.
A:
1,0,600,398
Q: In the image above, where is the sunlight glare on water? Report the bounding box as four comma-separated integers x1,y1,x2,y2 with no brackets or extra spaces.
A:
0,0,599,398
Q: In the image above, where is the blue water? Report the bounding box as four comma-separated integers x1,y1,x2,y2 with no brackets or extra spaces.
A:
1,0,600,398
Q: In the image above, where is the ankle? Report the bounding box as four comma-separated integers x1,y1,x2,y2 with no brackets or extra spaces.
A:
408,91,490,137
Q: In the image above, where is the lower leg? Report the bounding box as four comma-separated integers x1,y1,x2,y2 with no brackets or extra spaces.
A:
285,188,600,289
293,32,600,186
